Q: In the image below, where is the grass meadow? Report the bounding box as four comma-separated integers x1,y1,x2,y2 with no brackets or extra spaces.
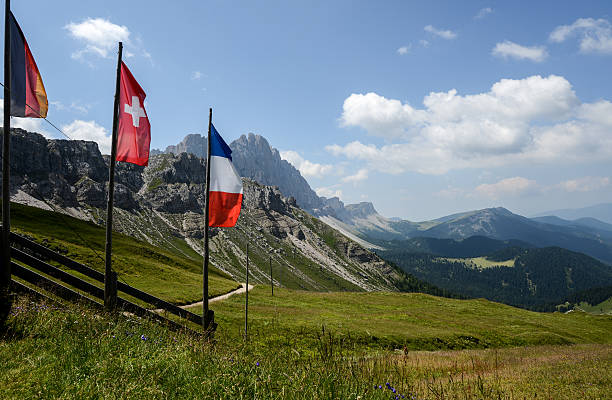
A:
4,202,612,398
1,295,610,399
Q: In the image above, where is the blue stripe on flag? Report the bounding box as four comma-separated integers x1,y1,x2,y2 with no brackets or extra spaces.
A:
210,124,233,160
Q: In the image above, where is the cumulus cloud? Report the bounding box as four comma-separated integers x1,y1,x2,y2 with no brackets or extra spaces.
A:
316,186,343,199
492,41,548,62
0,101,49,136
475,177,539,199
65,18,150,63
61,120,111,154
424,25,457,40
397,45,411,55
332,75,612,174
65,18,130,60
280,150,333,178
550,18,612,54
556,176,610,192
475,7,493,19
342,168,368,184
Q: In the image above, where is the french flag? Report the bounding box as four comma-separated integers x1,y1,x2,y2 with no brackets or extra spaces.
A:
208,124,243,227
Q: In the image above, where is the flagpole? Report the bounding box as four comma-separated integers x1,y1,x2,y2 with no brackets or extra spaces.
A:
203,107,212,330
1,0,12,316
104,41,122,311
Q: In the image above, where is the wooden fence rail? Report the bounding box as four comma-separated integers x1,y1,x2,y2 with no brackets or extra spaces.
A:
9,232,201,332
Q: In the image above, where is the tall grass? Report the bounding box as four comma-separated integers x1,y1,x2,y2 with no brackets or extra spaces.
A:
1,296,610,399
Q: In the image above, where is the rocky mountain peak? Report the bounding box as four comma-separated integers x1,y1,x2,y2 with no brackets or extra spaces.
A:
165,133,207,159
157,132,322,212
345,202,378,219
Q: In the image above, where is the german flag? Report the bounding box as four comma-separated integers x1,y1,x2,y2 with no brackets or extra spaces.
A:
9,11,47,118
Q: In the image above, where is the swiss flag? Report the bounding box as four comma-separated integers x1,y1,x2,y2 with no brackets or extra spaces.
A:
116,61,150,166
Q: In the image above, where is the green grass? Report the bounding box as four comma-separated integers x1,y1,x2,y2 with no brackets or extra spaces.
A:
190,286,612,353
1,296,610,399
9,202,240,304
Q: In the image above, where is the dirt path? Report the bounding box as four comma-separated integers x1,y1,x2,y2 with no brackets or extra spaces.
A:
151,283,253,313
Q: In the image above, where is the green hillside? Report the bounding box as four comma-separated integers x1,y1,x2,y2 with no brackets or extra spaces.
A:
9,202,240,304
380,246,612,311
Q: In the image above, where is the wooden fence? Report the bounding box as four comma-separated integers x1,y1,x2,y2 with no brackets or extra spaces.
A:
9,232,205,333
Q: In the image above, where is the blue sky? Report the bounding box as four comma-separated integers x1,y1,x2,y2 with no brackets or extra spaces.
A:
4,0,612,220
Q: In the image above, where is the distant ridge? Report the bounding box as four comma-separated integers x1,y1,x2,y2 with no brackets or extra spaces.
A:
533,203,612,224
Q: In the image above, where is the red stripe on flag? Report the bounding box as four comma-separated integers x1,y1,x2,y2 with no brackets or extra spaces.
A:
23,32,48,118
208,191,242,227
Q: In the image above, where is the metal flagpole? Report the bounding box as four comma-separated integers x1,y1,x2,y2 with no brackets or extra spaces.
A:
104,42,122,311
245,242,249,341
1,0,12,318
202,108,213,330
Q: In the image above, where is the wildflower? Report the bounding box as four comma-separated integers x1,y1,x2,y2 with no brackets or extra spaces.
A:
378,385,382,389
141,334,147,341
256,362,259,366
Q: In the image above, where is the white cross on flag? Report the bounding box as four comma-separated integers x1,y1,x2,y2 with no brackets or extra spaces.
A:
117,61,151,166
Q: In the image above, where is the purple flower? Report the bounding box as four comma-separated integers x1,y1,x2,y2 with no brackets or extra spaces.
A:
256,362,259,366
141,334,147,341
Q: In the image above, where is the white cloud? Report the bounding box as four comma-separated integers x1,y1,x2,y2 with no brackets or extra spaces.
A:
315,186,343,199
332,75,612,174
424,25,457,40
0,101,49,136
61,120,111,154
550,18,612,54
192,71,203,80
50,101,90,114
492,41,548,62
556,176,610,192
475,7,493,19
342,168,368,184
397,45,411,55
65,18,130,60
475,177,539,200
280,150,333,178
420,40,430,48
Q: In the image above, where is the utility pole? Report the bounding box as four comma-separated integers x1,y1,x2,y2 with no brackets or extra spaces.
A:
269,255,273,296
244,242,249,341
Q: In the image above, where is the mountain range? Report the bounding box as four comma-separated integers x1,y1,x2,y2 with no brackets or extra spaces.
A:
3,128,440,295
533,203,612,225
5,128,612,310
153,133,612,265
